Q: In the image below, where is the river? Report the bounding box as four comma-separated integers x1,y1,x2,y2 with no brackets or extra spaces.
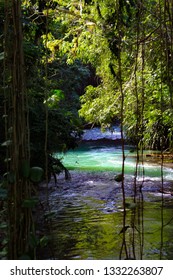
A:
43,127,173,260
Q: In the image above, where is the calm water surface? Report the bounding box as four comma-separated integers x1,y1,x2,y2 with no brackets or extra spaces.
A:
50,202,173,259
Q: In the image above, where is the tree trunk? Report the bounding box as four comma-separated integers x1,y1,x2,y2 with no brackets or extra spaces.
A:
4,0,34,259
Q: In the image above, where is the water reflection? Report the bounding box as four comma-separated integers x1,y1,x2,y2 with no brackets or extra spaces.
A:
48,183,173,260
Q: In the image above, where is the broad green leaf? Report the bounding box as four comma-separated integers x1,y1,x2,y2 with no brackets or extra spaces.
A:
29,167,43,182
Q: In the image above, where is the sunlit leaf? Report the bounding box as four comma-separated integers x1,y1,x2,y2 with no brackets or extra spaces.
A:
52,89,64,98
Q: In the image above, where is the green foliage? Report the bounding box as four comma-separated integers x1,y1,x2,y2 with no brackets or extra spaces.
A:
7,1,94,179
1,0,173,261
79,84,118,125
50,0,173,150
29,167,44,183
45,89,64,108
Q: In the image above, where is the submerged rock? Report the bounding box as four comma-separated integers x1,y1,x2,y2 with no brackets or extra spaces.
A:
114,173,123,182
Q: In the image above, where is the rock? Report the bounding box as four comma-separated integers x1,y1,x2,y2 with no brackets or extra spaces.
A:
114,173,123,182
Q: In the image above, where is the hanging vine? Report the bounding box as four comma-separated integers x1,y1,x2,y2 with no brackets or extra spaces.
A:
116,0,128,260
4,0,35,259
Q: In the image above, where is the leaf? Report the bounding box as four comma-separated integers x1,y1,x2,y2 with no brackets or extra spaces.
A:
52,89,64,99
39,236,49,248
4,157,11,163
44,89,65,108
1,140,12,147
0,52,4,61
29,167,43,182
3,171,16,184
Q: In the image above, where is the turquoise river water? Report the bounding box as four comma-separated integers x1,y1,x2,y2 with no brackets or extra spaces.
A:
46,128,173,260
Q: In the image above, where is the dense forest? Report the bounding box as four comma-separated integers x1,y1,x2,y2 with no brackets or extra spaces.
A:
0,0,173,259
